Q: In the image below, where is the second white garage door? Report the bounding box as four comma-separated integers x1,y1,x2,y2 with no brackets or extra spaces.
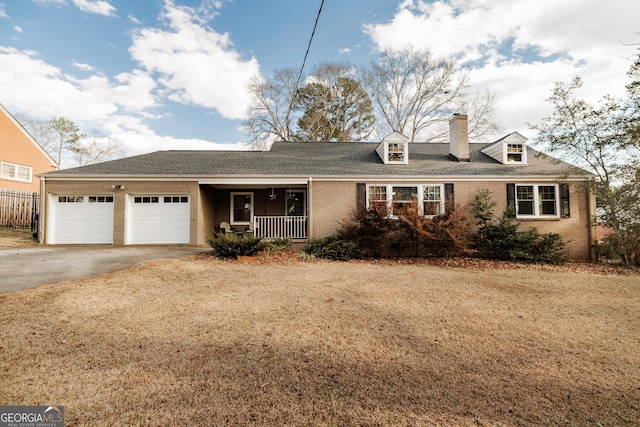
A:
126,195,190,244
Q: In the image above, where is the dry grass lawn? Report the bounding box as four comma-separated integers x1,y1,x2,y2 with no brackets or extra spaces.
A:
0,254,639,426
0,227,38,249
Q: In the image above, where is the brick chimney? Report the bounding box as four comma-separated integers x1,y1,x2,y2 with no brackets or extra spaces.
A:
448,113,470,162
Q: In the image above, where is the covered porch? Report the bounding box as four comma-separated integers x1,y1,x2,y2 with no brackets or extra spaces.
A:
199,180,309,241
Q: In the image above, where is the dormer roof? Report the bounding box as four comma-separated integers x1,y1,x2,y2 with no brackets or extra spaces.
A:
481,132,528,165
375,132,410,165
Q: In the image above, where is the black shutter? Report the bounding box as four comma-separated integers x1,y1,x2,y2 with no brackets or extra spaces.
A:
560,183,570,218
356,183,367,213
444,183,454,214
506,183,516,218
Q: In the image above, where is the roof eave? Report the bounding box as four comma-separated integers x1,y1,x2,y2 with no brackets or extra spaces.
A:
39,173,594,183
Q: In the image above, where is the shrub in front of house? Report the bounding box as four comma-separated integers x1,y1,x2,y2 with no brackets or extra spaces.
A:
302,236,363,261
338,207,399,258
471,189,567,264
480,218,567,263
338,202,473,258
207,232,264,259
259,236,293,254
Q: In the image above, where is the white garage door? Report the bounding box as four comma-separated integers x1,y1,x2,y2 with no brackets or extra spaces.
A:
50,195,114,244
127,195,190,244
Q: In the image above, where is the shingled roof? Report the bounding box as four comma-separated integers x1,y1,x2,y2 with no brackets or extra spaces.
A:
41,141,591,179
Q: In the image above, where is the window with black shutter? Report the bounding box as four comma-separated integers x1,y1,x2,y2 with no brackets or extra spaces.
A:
560,183,570,218
444,183,454,214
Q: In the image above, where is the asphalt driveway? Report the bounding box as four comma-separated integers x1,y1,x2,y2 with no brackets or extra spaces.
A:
0,246,207,293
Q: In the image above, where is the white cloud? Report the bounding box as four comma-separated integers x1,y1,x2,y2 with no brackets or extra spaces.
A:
128,14,141,24
0,4,8,18
364,0,640,137
32,0,66,5
0,45,250,157
71,0,115,16
0,46,158,120
72,61,94,71
32,0,115,16
129,0,260,120
111,70,159,112
103,115,251,155
14,25,22,32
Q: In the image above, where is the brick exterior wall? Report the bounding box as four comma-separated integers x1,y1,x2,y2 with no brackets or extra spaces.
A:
42,178,596,260
309,180,595,260
452,181,595,260
309,181,358,239
0,106,57,192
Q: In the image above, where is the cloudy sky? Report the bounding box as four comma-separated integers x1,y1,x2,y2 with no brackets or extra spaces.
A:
1,0,638,158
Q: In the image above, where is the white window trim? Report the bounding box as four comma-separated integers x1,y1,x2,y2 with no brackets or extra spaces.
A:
504,143,527,164
1,161,32,183
230,192,254,225
515,184,559,218
366,184,444,217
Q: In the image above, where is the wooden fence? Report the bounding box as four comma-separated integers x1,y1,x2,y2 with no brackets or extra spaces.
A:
0,190,39,230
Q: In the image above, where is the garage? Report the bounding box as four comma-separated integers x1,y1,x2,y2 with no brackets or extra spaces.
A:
48,195,114,244
126,195,190,244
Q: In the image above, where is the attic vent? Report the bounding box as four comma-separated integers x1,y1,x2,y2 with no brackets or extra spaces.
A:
376,132,410,165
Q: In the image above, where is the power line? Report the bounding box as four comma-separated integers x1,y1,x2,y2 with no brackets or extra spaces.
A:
285,0,325,137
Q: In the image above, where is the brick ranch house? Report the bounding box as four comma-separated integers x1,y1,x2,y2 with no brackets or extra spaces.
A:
37,114,596,260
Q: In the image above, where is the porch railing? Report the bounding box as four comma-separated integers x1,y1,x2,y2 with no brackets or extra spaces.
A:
254,216,307,240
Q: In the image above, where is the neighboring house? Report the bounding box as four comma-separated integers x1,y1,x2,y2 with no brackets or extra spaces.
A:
38,114,596,260
0,103,58,193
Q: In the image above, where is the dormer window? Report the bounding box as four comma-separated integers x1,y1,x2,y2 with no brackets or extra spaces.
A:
507,144,524,163
376,132,410,165
388,143,405,162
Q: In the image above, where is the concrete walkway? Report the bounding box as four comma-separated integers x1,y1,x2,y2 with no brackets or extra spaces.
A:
0,246,207,293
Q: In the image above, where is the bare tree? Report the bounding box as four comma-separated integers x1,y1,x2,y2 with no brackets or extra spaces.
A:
14,114,57,156
243,67,299,149
244,62,376,145
72,131,126,166
244,52,499,145
361,47,499,142
454,89,501,140
15,115,125,167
